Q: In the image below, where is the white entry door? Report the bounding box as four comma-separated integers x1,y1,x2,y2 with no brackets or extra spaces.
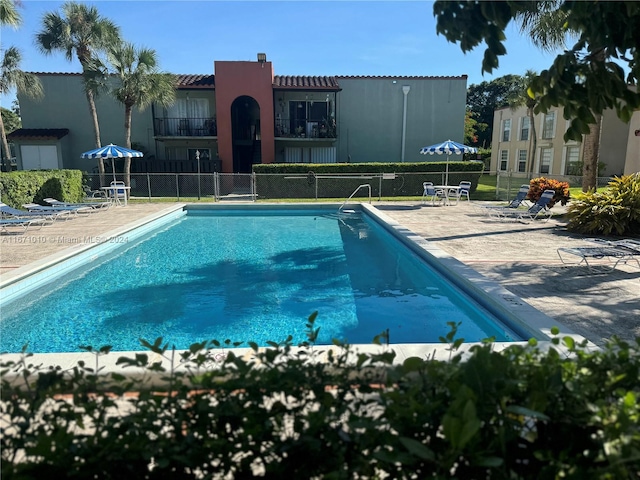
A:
20,145,59,170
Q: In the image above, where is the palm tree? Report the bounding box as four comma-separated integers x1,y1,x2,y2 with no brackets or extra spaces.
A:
0,0,21,26
35,1,120,183
516,1,601,191
107,42,175,187
1,0,44,171
507,70,539,175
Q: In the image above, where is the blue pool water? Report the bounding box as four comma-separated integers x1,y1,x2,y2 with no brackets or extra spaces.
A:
0,209,522,353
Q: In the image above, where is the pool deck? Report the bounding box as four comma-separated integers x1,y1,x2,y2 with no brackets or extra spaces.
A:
1,200,638,347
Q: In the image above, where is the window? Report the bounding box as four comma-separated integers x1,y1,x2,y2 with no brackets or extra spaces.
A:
565,146,580,175
502,119,511,142
540,148,552,174
518,150,527,172
289,101,329,137
542,112,556,139
500,150,509,170
520,117,530,141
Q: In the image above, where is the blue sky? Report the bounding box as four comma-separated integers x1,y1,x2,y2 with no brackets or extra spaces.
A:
1,0,564,107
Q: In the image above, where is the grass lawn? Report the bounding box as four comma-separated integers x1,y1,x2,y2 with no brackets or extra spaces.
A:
128,175,596,204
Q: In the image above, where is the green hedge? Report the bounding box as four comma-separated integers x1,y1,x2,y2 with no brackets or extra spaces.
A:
2,318,639,479
0,170,84,208
253,162,484,198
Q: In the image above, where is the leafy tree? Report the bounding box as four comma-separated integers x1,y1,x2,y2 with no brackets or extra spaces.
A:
466,74,524,148
434,1,640,191
0,0,43,171
1,107,20,133
463,109,486,146
107,41,175,187
35,1,121,184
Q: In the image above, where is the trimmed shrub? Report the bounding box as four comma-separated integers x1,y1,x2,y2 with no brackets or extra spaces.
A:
566,173,640,236
0,170,84,208
2,318,639,479
528,177,571,207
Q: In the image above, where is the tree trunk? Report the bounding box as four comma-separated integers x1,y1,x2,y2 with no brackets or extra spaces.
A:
124,104,132,189
527,108,537,176
582,112,602,192
0,114,12,172
85,89,106,185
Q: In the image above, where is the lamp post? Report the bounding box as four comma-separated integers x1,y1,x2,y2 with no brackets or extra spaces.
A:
196,149,201,200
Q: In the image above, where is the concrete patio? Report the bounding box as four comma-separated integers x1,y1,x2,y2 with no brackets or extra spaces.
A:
1,200,638,347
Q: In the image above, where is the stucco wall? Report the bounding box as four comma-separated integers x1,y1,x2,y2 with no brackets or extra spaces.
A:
335,77,467,164
18,74,156,171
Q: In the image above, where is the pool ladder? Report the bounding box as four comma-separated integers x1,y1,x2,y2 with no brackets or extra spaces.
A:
339,184,371,214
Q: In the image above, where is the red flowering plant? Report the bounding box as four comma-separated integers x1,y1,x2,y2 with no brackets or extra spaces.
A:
529,177,571,208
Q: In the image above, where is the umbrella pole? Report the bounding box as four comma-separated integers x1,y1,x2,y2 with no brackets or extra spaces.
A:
111,159,117,183
445,155,450,185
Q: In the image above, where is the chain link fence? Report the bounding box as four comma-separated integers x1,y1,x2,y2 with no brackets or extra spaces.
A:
85,170,485,201
495,171,614,201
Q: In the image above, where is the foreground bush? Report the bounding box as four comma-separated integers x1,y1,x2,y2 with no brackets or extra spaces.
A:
2,319,639,479
566,173,640,235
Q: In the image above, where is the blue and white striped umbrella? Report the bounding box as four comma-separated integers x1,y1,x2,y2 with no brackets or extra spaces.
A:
81,144,143,182
419,139,478,184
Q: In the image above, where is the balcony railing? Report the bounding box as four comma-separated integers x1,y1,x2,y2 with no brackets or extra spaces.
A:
154,117,217,137
275,117,337,139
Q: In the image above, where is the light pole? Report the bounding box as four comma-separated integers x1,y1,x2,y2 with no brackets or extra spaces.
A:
196,149,201,200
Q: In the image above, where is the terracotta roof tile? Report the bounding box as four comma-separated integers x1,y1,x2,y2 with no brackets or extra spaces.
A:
175,74,215,88
335,75,468,80
273,75,341,90
7,128,69,140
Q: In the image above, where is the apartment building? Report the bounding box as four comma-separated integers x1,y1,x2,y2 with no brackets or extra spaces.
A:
10,54,468,174
490,104,639,177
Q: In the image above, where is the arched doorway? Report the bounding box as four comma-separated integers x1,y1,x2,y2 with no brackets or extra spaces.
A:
230,96,261,173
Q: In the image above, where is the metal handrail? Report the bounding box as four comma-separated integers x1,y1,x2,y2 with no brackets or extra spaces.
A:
338,184,371,212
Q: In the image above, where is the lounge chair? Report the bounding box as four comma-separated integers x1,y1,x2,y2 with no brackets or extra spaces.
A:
491,189,555,222
478,184,530,211
1,202,69,222
23,202,93,214
421,182,447,206
43,197,111,211
557,239,640,272
0,217,46,234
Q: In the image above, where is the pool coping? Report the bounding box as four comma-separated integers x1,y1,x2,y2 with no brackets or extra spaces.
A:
0,202,596,376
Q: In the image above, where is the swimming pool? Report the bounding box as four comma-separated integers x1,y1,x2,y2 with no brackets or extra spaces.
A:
0,205,546,354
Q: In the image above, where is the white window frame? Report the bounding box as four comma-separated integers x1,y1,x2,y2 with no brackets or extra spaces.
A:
563,145,580,175
517,149,527,173
539,147,553,174
502,119,511,142
541,112,556,139
499,150,509,171
519,116,530,141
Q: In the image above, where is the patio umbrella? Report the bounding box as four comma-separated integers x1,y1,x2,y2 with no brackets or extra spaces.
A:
80,144,143,183
419,139,478,185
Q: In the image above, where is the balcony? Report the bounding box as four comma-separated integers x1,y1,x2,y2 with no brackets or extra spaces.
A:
275,117,337,139
154,117,217,137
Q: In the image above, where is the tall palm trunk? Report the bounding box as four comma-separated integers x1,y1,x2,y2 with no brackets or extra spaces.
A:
582,113,602,191
0,113,12,171
527,108,537,176
123,103,132,189
85,81,106,186
582,47,606,191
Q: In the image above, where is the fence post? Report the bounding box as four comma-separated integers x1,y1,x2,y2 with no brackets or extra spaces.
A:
252,172,256,202
147,173,151,200
315,174,318,201
176,174,180,201
214,172,219,201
